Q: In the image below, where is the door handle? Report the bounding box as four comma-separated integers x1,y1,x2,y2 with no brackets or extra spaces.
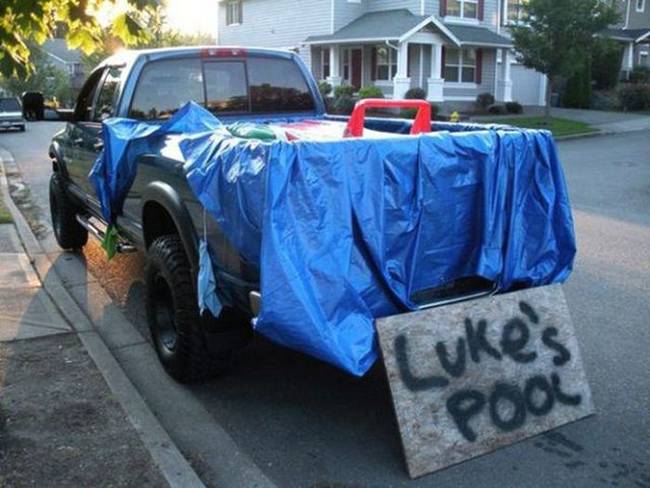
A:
72,138,83,145
93,141,104,151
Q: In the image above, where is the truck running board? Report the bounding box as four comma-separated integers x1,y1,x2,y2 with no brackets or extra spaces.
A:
75,214,137,254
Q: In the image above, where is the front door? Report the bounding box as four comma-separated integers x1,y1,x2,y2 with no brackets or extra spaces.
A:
351,49,362,90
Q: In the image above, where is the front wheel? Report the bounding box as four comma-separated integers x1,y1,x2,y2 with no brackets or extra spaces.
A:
145,235,231,383
49,173,88,250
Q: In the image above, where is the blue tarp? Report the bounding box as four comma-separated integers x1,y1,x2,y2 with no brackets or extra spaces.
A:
92,102,576,376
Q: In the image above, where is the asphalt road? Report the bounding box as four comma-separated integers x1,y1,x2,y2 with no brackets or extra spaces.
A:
1,122,649,487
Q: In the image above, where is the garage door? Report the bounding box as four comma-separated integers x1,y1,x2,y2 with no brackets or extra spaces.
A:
511,64,544,106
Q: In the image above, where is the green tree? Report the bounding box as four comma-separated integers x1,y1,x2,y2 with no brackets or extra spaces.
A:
0,0,155,79
510,0,619,122
591,38,624,90
82,4,215,73
0,46,76,106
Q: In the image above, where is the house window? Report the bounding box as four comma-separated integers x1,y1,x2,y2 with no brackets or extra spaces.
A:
447,0,479,19
342,48,351,81
321,48,331,79
444,48,477,83
505,0,527,24
226,0,243,25
375,46,397,81
637,0,645,12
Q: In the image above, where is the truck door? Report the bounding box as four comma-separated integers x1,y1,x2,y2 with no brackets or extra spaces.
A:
68,66,123,202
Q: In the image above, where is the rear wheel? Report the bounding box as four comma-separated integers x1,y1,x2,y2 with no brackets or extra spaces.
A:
145,234,232,383
49,173,88,250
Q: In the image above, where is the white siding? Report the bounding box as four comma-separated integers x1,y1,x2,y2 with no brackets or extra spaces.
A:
368,0,421,14
218,0,332,67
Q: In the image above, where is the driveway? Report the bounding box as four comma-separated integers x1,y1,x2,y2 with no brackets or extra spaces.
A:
1,123,649,487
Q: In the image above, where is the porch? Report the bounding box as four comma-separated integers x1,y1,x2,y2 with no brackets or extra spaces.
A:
304,9,514,104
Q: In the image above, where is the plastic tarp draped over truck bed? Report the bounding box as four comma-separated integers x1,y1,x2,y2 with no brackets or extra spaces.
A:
93,102,576,376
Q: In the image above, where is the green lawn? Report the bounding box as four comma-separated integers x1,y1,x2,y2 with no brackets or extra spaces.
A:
481,117,599,138
0,189,12,224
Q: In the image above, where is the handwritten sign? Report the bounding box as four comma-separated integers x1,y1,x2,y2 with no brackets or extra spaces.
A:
376,285,594,479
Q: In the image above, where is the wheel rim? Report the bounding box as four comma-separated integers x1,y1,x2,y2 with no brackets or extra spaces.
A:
152,273,178,352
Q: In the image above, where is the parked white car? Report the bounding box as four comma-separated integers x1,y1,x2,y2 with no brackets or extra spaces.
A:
0,98,26,132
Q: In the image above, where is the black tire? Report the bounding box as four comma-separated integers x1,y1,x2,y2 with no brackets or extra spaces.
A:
49,173,88,250
18,125,25,132
145,235,231,383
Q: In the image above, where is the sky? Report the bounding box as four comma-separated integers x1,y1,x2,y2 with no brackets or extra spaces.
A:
164,0,220,38
95,0,219,40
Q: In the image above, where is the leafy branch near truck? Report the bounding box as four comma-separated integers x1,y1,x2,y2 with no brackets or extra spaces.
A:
0,0,155,79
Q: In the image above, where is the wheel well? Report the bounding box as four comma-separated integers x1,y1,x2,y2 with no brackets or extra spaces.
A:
143,201,179,249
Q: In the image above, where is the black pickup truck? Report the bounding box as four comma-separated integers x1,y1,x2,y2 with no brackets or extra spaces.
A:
49,47,326,382
50,45,571,382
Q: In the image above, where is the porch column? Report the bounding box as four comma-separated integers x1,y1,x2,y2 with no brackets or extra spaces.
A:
622,41,635,79
427,43,444,102
393,41,411,99
497,48,513,102
326,45,342,88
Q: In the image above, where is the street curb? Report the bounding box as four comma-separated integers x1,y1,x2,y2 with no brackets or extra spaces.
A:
0,151,206,488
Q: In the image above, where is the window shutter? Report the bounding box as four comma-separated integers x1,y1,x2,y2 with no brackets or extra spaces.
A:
476,49,483,84
371,47,377,81
440,0,447,17
478,0,485,20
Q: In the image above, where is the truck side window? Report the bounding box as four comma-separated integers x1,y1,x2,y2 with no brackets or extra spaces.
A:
129,58,204,120
204,61,249,114
247,57,315,113
74,69,104,122
92,67,123,121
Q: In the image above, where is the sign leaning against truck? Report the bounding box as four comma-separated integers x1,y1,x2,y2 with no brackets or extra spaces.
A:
376,285,594,479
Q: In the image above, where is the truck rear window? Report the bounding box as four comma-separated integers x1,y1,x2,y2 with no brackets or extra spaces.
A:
128,55,315,120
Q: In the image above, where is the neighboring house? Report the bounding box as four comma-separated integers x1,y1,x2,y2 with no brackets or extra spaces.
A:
218,0,548,108
42,38,86,90
605,0,650,76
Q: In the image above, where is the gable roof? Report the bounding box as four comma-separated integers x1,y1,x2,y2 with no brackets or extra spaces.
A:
603,28,650,43
42,38,83,64
304,9,512,48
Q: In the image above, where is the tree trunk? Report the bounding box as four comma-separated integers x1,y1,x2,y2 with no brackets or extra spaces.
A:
544,76,553,125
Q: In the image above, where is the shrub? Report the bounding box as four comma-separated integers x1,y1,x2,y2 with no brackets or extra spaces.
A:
592,38,624,90
505,101,523,114
318,81,332,97
334,85,356,98
590,90,618,111
333,95,356,115
401,102,439,120
404,87,426,99
617,83,650,111
476,92,495,112
563,59,591,109
487,104,506,115
357,86,384,99
629,66,650,84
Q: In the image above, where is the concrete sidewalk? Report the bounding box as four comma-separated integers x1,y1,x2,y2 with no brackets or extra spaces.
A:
1,164,206,486
0,222,169,487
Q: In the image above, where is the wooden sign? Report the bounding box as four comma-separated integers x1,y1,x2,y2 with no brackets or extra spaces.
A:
376,285,594,479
